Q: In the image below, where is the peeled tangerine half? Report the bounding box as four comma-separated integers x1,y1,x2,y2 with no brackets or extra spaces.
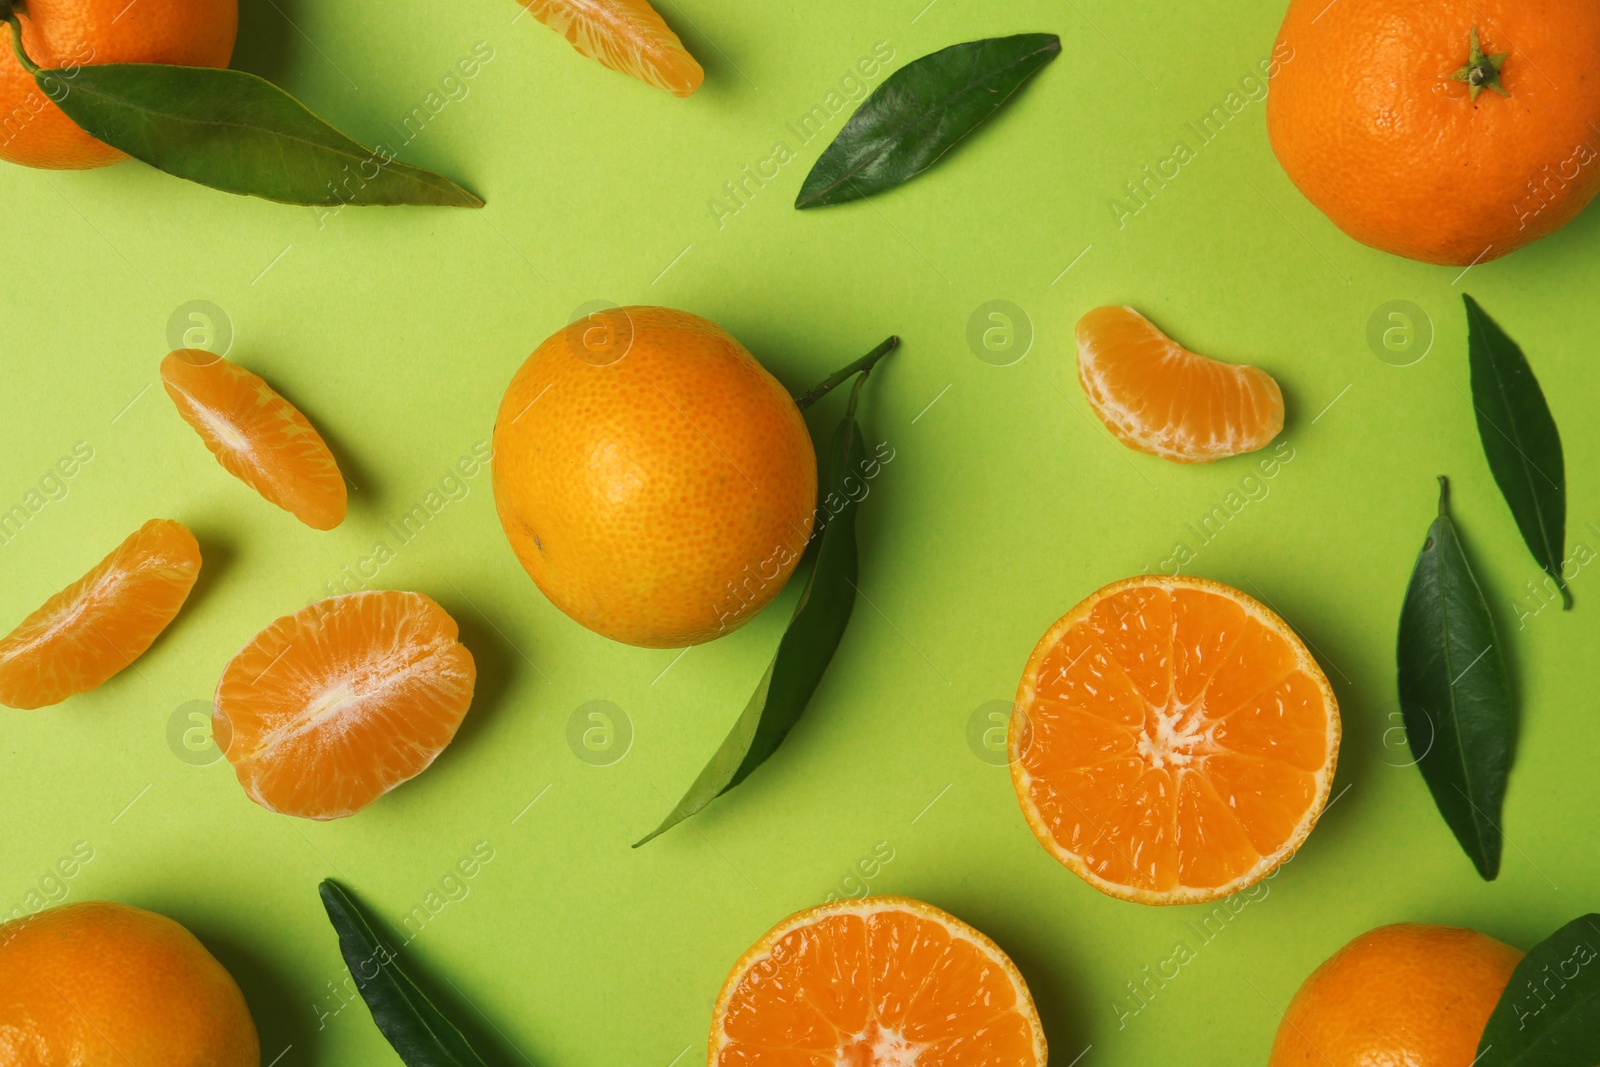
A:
1077,306,1284,463
518,0,704,97
0,520,200,710
215,591,476,820
711,896,1046,1066
1011,575,1339,905
162,349,347,530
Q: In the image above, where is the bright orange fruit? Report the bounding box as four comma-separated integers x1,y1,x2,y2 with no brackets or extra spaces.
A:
517,0,704,97
1010,575,1339,905
492,307,816,648
162,349,347,531
214,590,476,820
710,896,1046,1066
0,519,201,710
0,901,259,1067
1269,923,1522,1066
1076,306,1284,463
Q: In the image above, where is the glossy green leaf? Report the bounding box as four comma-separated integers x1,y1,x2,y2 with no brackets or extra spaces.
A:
1478,914,1600,1066
5,21,480,207
1465,294,1569,607
318,880,490,1067
794,33,1060,208
635,370,883,846
1396,476,1513,880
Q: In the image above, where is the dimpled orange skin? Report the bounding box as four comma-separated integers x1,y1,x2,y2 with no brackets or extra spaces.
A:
1268,923,1523,1066
0,901,260,1067
1266,0,1600,265
0,0,236,169
493,307,817,649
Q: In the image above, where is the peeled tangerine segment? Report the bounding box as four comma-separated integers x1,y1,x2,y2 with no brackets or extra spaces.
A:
0,520,201,709
214,591,475,820
518,0,704,97
711,897,1046,1066
1010,575,1339,904
162,349,347,530
1076,305,1284,463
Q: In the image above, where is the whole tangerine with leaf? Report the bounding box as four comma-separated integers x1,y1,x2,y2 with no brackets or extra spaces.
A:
1268,923,1522,1066
1267,0,1600,264
492,306,818,649
0,0,236,169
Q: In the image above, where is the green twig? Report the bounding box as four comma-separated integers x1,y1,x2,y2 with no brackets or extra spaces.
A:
793,335,899,411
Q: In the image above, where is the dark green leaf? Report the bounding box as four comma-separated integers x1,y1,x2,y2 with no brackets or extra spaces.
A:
1465,294,1568,607
21,52,480,206
636,377,876,846
318,880,490,1067
1396,476,1514,880
794,33,1060,208
1478,914,1600,1066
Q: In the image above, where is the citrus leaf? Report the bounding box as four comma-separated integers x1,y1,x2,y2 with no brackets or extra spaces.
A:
318,880,491,1067
1478,914,1600,1066
1465,294,1568,607
635,375,876,847
1396,476,1513,880
12,42,480,206
794,33,1060,209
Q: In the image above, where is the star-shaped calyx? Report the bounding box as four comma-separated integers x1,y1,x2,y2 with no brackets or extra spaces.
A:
1450,26,1509,101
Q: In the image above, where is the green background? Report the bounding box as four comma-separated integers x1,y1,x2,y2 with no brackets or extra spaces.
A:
3,0,1598,1063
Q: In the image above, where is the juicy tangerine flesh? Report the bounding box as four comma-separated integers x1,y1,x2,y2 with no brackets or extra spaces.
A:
1011,576,1339,904
1269,923,1523,1066
0,0,236,169
214,591,475,820
492,306,817,649
1267,0,1600,264
0,519,201,710
162,349,347,531
1076,306,1284,463
0,901,259,1067
711,897,1045,1066
517,0,703,97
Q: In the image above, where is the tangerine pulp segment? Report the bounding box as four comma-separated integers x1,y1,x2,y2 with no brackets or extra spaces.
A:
1076,305,1284,463
710,895,1046,1066
1010,575,1339,904
161,349,347,530
214,590,475,820
517,0,704,97
0,519,201,710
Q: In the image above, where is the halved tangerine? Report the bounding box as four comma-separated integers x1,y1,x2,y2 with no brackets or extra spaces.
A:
517,0,704,97
0,519,201,710
1010,575,1339,905
162,349,347,530
214,591,475,820
1076,306,1284,463
710,896,1046,1066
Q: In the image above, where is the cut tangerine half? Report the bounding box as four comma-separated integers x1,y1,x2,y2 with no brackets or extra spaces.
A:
710,896,1046,1066
214,591,475,820
1076,306,1284,463
0,519,201,710
517,0,704,97
162,349,347,530
1010,575,1339,905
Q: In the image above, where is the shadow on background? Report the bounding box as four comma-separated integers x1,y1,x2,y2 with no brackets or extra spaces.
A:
191,924,316,1066
433,595,522,761
982,916,1092,1061
232,0,296,83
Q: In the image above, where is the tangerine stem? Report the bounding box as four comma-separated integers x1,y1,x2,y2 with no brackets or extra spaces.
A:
3,10,42,78
793,335,899,411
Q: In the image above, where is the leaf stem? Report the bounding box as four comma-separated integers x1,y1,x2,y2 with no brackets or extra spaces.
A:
1437,474,1451,516
793,335,898,411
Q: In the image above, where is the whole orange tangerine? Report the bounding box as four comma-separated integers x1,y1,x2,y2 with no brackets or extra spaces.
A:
1269,922,1522,1066
1267,0,1600,264
0,901,260,1066
0,0,236,169
492,306,817,649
